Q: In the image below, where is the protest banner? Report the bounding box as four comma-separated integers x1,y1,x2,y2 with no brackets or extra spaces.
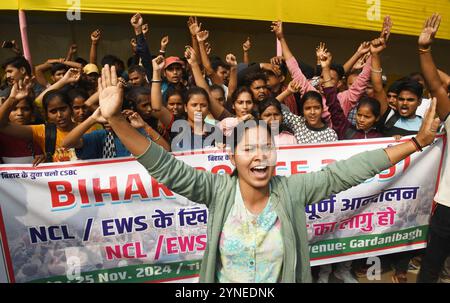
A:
0,135,445,282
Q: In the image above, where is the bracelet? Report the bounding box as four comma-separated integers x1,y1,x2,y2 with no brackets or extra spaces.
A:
151,79,162,83
418,46,431,54
153,134,161,142
411,137,423,152
371,68,383,73
159,50,166,53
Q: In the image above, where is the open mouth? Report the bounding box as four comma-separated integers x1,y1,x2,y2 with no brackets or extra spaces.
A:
250,165,268,178
399,107,409,115
57,119,68,126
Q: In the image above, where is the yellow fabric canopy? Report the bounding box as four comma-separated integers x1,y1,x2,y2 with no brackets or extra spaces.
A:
2,0,449,40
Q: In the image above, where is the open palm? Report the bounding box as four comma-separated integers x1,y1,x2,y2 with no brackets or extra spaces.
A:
10,79,32,100
418,13,441,48
98,65,123,120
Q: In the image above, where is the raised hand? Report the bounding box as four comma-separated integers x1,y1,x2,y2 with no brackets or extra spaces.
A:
11,40,22,55
142,23,149,35
357,41,371,56
196,30,209,42
243,37,251,52
130,13,144,29
130,38,137,52
370,37,386,54
98,65,124,120
270,56,284,66
184,46,198,65
63,68,81,83
418,13,441,49
91,29,101,43
353,53,370,70
380,15,393,42
287,80,301,93
316,42,328,61
225,53,237,67
10,77,33,100
91,107,108,124
271,20,283,39
205,41,212,55
187,16,202,36
118,77,128,88
160,35,169,49
260,62,281,76
319,51,332,68
415,97,441,147
127,111,147,129
69,44,78,56
152,55,165,71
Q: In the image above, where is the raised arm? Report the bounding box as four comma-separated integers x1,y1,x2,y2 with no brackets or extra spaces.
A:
99,64,219,205
187,17,202,65
62,108,106,149
342,41,371,73
131,13,153,80
150,55,173,128
35,68,81,107
288,97,440,205
276,80,300,103
34,58,64,87
62,60,82,69
159,36,169,57
89,29,101,64
125,110,171,151
321,51,351,139
338,16,391,116
196,29,221,84
185,46,231,119
271,21,316,95
65,44,77,62
225,53,238,98
418,13,450,121
271,20,295,61
85,91,100,112
0,79,34,141
370,36,389,117
242,37,251,64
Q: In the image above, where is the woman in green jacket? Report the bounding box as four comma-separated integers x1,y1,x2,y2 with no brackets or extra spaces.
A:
95,64,440,283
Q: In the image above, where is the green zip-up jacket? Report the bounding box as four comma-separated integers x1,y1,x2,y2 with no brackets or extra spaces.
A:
137,143,392,283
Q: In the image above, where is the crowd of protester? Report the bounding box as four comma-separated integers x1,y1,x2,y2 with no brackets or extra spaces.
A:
0,12,449,283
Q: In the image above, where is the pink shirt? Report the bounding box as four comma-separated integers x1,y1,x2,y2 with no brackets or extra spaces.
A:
285,56,372,118
274,131,298,146
337,57,372,117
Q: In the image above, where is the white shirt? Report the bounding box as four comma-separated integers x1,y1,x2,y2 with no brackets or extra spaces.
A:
434,114,450,207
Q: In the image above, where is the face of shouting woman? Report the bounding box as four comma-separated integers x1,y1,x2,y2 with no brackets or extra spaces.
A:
230,125,276,192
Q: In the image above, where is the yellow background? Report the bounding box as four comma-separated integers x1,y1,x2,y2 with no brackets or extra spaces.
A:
1,0,449,39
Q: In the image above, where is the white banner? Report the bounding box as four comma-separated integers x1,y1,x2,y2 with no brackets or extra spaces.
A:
0,135,445,283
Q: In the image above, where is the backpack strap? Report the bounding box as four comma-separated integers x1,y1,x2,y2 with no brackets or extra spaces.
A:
45,123,57,162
